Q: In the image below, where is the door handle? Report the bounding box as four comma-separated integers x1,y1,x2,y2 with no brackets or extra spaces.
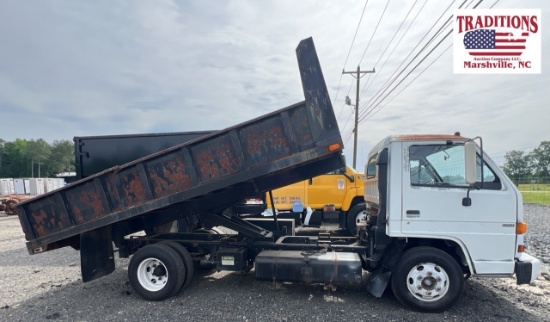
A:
406,210,420,218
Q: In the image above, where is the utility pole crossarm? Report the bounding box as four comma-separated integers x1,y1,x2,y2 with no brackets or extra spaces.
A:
342,65,375,169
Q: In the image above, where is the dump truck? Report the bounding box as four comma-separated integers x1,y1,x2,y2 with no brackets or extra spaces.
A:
15,38,540,312
241,165,367,234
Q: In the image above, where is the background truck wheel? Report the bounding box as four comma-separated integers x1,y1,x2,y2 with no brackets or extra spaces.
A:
160,241,195,292
391,246,465,312
346,203,367,235
128,244,185,301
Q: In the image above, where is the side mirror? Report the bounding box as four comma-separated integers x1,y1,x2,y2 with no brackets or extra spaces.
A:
464,141,477,185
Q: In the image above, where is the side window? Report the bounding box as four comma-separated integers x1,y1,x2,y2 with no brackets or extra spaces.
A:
366,154,377,179
409,144,501,189
410,160,435,184
326,167,346,175
477,156,497,182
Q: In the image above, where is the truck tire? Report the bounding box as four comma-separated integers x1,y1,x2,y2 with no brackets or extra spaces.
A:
128,244,185,301
391,246,465,312
159,241,195,292
346,203,367,235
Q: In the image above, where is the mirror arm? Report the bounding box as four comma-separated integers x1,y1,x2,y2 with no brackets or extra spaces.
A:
343,173,354,182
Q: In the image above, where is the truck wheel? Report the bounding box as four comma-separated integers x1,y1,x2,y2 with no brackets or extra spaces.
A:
128,244,185,301
346,203,367,235
160,241,195,291
391,246,465,312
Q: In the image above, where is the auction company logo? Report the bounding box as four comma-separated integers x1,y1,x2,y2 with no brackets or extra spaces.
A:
453,9,541,74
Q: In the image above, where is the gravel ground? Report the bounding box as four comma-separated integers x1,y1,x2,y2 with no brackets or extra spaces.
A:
1,204,549,322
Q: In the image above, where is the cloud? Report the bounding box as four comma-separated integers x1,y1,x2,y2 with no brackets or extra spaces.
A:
0,0,547,171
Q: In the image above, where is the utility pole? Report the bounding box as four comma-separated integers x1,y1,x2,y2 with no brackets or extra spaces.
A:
342,65,375,169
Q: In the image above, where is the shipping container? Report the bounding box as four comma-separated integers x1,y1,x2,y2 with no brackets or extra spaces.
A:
43,178,55,193
28,178,44,196
14,179,26,195
0,178,14,196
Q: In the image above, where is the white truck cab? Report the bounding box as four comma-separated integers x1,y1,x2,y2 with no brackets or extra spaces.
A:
362,134,541,311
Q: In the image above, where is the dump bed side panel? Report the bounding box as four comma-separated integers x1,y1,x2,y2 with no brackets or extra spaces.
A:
75,131,214,179
16,37,344,253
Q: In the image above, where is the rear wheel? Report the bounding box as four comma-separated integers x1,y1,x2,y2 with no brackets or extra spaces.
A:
391,246,465,312
128,244,185,301
160,241,195,292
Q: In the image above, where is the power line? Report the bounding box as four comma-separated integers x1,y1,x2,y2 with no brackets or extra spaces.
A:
335,0,369,119
359,0,461,120
358,0,391,66
341,0,427,138
359,0,486,123
364,43,452,121
359,0,424,98
359,26,453,123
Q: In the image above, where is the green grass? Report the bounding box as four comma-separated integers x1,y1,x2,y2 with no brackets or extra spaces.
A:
518,183,550,192
518,184,550,205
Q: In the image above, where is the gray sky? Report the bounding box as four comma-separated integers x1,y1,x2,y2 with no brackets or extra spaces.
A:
0,0,547,169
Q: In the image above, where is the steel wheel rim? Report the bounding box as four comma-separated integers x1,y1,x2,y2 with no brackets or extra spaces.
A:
355,210,367,225
137,257,169,292
406,262,450,302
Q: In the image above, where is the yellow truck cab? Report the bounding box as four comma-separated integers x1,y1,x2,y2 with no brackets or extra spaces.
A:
266,165,367,234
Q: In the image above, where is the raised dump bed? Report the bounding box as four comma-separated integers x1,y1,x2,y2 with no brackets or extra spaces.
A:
16,37,345,254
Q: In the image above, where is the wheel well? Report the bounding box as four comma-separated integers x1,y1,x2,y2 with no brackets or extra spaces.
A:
402,238,471,275
349,197,365,209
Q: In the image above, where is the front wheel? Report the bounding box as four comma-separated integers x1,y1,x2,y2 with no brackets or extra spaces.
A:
128,244,186,301
346,203,367,235
391,246,465,312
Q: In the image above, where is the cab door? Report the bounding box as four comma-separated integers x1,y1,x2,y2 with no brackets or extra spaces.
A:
268,180,307,211
400,142,517,275
306,167,349,210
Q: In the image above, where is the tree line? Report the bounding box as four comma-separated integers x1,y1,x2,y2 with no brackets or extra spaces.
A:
0,137,548,184
503,140,550,185
0,138,75,178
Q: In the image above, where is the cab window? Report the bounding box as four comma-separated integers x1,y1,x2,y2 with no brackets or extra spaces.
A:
409,144,501,189
326,167,346,175
366,154,377,179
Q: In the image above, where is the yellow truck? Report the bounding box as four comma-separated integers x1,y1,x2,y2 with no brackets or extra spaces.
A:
265,165,367,235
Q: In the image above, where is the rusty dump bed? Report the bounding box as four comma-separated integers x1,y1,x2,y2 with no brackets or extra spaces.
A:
16,38,345,253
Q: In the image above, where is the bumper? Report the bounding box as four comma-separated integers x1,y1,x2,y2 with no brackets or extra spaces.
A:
515,253,541,284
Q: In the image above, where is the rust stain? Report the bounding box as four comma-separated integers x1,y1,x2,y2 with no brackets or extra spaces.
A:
121,171,146,206
247,133,265,155
268,127,289,151
71,205,84,223
31,209,47,237
394,134,467,141
80,190,104,220
216,143,237,175
104,175,122,211
148,155,193,198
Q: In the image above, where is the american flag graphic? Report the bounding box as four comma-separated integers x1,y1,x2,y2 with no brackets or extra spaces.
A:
463,29,528,56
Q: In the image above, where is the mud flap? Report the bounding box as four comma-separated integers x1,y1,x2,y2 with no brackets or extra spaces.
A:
80,225,115,282
366,267,391,298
